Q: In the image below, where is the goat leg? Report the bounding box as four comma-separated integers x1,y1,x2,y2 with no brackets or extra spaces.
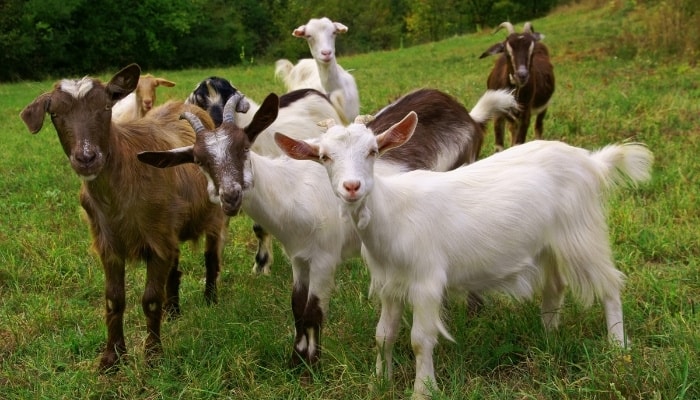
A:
164,255,182,319
252,223,274,275
99,258,127,372
142,255,171,366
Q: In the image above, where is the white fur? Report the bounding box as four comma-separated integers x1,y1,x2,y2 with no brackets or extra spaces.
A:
287,119,653,399
59,78,93,99
275,17,360,124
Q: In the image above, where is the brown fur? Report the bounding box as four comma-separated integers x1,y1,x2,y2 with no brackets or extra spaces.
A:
480,23,555,150
19,65,227,372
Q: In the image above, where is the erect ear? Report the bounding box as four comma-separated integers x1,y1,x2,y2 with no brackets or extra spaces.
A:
479,42,505,59
275,133,320,161
155,78,176,88
292,25,306,37
20,92,52,134
137,146,194,168
245,93,279,143
106,63,141,103
376,111,417,154
333,22,348,34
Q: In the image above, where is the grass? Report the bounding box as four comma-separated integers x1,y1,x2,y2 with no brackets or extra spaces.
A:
1,2,698,399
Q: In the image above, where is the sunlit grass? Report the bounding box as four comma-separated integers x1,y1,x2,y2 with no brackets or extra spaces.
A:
1,2,698,399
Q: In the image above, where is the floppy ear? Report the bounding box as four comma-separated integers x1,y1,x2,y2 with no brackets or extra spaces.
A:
376,111,418,154
137,146,195,168
275,133,320,161
20,92,52,134
479,42,505,59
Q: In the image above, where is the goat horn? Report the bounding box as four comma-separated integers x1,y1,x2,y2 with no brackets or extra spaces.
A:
317,119,337,132
222,92,247,124
495,21,515,35
523,22,533,33
180,112,207,134
354,114,375,124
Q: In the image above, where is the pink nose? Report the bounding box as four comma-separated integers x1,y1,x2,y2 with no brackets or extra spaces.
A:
343,180,361,194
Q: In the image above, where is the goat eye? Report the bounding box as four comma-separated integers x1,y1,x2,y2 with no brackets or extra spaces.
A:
319,154,331,163
369,149,378,158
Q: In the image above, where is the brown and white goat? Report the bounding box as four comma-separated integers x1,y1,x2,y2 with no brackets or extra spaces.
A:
19,64,228,371
480,21,555,151
112,73,176,123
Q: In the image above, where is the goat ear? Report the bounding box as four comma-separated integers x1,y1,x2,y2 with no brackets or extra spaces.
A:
106,64,141,103
20,93,51,134
275,133,319,161
376,111,417,154
245,94,279,142
479,43,505,59
292,25,306,37
334,22,348,34
137,146,194,168
155,78,176,88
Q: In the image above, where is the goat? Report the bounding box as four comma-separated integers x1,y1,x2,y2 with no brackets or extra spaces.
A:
480,21,555,151
275,17,360,124
138,88,516,373
276,113,653,399
19,64,228,371
112,73,176,123
185,76,345,274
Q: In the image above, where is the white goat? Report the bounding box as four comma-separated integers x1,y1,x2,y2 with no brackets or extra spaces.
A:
276,112,653,399
112,73,176,123
138,88,516,374
275,17,359,124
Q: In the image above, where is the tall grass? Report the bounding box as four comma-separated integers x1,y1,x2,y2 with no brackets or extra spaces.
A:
1,2,698,399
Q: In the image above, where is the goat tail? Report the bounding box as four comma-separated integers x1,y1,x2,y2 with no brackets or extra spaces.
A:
274,59,294,82
468,89,518,126
590,142,654,190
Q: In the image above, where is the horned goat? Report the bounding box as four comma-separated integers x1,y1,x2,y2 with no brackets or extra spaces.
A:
138,88,516,373
480,21,555,151
185,76,346,275
19,64,228,371
276,113,653,399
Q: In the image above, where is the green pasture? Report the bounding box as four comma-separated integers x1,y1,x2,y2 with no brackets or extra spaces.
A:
0,2,698,399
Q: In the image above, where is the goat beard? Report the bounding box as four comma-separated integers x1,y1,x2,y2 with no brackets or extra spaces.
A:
339,203,371,230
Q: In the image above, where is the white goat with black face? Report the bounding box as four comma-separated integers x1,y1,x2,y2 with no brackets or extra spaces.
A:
276,114,652,399
275,17,359,124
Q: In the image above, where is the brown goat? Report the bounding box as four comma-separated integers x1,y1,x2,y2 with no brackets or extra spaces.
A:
112,73,176,123
19,64,228,371
480,21,555,151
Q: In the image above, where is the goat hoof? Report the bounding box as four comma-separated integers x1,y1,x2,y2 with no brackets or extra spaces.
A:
98,351,125,373
164,304,182,320
466,292,485,316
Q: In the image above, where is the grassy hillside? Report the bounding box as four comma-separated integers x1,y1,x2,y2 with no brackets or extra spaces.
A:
1,2,698,399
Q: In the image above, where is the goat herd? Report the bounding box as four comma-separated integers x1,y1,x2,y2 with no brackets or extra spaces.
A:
19,17,653,399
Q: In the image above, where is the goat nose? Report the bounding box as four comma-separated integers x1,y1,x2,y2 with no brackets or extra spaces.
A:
220,191,242,215
75,150,96,165
343,180,361,193
321,50,331,56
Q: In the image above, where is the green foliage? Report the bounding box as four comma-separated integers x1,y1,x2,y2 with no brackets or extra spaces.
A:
0,0,560,81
